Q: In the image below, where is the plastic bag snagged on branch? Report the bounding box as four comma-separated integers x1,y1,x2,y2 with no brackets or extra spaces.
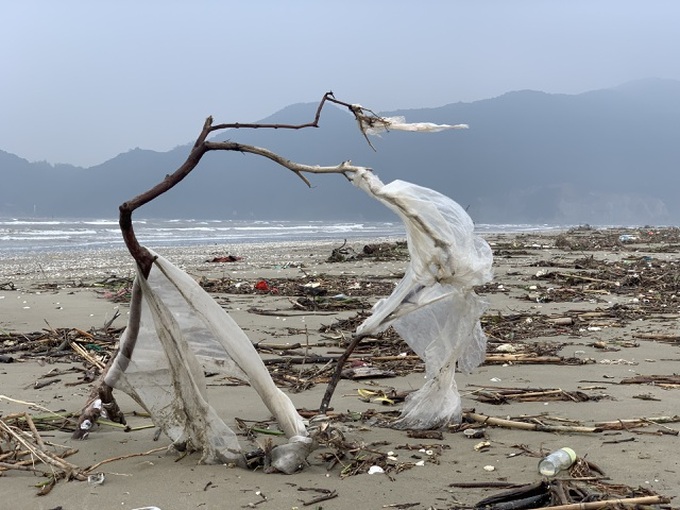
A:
104,252,314,473
356,112,469,136
352,169,493,429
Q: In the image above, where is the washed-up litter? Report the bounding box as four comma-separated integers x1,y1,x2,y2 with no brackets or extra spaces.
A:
80,252,315,474
351,168,493,429
206,254,242,263
3,90,678,506
473,455,670,509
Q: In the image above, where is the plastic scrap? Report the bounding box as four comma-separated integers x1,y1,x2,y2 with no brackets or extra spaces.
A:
254,280,270,291
104,252,313,472
354,111,469,136
352,169,493,429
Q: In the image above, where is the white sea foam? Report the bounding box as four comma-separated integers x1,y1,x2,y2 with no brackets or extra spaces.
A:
0,217,407,255
0,216,582,256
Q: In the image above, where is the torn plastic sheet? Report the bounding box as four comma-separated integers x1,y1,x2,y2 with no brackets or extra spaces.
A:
104,252,313,472
356,113,469,136
352,169,493,429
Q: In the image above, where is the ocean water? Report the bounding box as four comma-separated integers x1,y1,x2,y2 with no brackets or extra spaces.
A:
0,217,565,255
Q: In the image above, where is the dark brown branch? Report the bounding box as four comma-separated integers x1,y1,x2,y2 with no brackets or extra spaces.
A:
319,334,368,413
207,92,381,149
208,92,348,132
119,91,382,275
119,141,211,273
203,141,366,187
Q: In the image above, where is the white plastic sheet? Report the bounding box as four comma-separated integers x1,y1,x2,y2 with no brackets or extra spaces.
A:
357,113,469,136
352,169,493,429
105,252,313,472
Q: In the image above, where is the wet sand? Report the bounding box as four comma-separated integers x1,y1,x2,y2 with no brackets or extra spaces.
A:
1,232,678,509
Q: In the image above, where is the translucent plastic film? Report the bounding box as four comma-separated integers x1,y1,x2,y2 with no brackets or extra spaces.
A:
105,253,311,470
352,169,493,428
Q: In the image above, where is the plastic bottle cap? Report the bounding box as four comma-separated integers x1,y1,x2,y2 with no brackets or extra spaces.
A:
561,447,577,462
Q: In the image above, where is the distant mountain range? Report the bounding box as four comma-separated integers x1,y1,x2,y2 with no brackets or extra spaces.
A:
2,78,680,225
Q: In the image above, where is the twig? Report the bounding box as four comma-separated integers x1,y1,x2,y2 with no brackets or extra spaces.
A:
0,420,85,480
555,272,614,284
22,412,46,451
526,495,669,510
484,354,564,364
0,461,48,474
0,395,77,422
83,446,168,474
463,412,600,433
319,334,367,413
103,309,121,330
641,417,680,435
69,341,106,371
301,489,338,506
448,481,526,488
594,415,680,430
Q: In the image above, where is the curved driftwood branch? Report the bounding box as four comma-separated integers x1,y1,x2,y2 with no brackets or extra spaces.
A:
119,91,382,276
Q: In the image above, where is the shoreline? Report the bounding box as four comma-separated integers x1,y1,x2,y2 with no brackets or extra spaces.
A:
1,229,679,509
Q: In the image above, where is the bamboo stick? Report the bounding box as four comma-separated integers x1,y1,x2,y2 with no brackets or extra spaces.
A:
463,412,599,433
526,495,669,510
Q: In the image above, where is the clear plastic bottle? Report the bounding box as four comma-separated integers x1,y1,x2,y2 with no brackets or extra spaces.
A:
538,447,576,476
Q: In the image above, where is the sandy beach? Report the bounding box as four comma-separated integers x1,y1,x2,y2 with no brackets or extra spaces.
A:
1,230,679,510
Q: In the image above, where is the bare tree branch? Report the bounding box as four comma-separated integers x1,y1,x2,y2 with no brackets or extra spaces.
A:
203,141,367,187
119,91,382,276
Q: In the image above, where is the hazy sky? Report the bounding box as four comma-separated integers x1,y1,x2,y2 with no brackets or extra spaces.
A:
2,1,679,167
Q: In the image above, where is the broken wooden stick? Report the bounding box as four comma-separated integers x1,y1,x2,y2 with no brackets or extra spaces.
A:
463,412,600,433
530,495,669,510
594,415,680,430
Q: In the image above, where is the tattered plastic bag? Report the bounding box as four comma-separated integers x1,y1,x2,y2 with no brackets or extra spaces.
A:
356,113,469,136
352,169,493,429
103,252,314,473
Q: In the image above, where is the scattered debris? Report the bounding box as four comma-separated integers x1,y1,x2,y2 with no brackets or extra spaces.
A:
207,254,243,263
2,228,678,504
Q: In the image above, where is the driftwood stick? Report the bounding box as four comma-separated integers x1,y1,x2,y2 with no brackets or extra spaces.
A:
22,412,46,451
69,340,106,371
0,461,48,474
83,445,168,474
634,332,680,341
594,415,680,430
319,334,367,413
527,495,669,510
0,419,85,480
555,272,614,284
0,395,74,421
484,354,564,364
301,489,339,506
463,412,600,433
